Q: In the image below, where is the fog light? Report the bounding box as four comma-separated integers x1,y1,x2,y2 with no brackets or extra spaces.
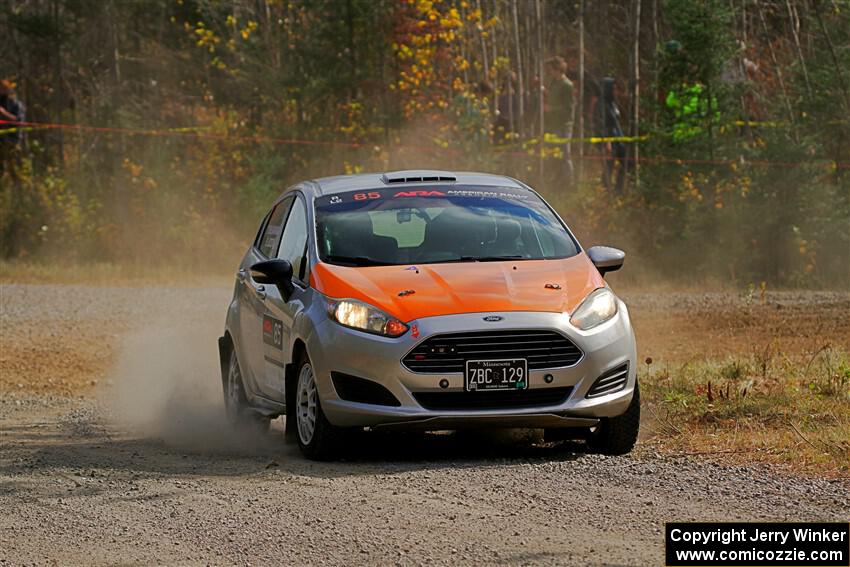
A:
439,379,449,389
544,374,554,384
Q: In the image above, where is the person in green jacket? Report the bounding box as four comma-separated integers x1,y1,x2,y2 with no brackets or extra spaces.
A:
665,83,719,142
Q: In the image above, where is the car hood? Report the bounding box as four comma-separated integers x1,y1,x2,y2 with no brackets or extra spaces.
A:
310,254,605,323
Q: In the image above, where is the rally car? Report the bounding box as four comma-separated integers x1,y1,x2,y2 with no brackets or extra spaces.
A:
218,170,638,459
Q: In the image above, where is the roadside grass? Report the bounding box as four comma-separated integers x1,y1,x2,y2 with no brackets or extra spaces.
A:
0,260,233,286
642,346,850,477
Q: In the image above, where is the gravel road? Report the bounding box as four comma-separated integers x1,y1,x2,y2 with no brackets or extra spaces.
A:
1,284,848,566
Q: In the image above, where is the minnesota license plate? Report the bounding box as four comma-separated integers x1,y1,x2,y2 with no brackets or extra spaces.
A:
465,359,528,391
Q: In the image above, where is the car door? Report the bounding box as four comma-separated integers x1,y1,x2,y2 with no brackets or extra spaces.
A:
259,192,311,401
238,196,293,398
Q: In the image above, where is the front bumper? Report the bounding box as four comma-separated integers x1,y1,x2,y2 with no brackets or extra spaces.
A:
306,302,637,429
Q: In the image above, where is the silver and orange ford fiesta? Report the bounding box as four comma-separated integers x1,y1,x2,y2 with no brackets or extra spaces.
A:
218,171,638,460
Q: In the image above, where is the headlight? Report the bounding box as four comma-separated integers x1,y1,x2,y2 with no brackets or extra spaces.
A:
327,298,409,337
569,288,618,330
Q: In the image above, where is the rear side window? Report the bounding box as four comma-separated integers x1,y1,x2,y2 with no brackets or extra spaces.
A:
258,198,292,257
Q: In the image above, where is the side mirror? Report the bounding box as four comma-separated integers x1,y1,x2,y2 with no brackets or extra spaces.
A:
250,259,294,296
587,246,625,276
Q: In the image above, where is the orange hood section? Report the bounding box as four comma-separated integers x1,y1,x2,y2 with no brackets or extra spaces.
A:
310,254,605,323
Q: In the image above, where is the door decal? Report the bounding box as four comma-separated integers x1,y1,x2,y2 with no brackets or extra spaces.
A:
262,315,283,350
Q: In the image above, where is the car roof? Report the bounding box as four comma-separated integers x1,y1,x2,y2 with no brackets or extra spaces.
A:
306,170,527,196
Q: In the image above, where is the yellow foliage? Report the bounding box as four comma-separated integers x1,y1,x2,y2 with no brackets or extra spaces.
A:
240,21,258,40
122,158,143,180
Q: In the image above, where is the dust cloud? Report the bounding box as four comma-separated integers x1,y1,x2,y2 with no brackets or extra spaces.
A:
103,309,283,456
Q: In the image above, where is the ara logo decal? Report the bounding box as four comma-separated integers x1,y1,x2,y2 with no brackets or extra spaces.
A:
393,190,446,198
483,315,503,322
262,315,283,350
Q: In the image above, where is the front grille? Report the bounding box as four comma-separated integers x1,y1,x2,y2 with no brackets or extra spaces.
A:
331,372,401,407
586,363,629,398
402,330,583,374
413,387,572,411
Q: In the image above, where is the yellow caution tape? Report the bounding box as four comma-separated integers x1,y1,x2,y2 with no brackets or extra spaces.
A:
0,127,33,135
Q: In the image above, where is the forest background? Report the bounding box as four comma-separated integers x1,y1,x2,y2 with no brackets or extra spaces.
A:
1,0,848,288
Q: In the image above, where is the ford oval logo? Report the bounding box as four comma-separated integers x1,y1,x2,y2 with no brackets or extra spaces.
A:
483,315,503,322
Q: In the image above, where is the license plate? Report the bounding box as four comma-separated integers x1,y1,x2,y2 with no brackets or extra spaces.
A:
465,359,528,391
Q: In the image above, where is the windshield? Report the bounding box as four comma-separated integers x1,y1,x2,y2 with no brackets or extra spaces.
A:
314,186,579,266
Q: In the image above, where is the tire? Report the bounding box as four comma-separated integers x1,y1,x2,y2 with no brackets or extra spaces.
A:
293,353,343,460
224,349,269,435
587,382,640,456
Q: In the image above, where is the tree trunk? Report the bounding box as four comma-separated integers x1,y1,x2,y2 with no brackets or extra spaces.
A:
512,0,525,136
51,0,65,169
536,0,545,182
629,0,641,189
785,0,812,98
577,0,585,184
652,0,659,126
346,0,357,102
756,0,796,134
812,0,850,113
476,0,490,81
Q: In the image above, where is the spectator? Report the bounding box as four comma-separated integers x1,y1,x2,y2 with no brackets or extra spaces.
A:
0,79,26,169
544,56,575,184
599,77,626,194
0,79,26,146
582,71,602,137
494,71,520,144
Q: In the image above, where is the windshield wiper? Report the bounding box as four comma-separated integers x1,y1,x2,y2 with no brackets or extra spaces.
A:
324,254,395,267
446,255,525,263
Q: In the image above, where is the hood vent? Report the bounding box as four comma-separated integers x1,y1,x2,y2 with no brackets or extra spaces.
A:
381,170,457,184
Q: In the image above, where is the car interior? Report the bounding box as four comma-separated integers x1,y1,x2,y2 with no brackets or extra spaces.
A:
318,204,569,265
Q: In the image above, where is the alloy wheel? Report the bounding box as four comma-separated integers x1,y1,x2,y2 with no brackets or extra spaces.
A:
296,363,318,445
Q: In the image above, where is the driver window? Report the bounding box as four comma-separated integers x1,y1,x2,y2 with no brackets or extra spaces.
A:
277,196,309,282
258,197,293,257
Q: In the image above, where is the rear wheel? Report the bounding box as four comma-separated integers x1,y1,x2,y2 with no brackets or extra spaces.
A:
294,354,343,460
224,350,269,435
587,383,640,455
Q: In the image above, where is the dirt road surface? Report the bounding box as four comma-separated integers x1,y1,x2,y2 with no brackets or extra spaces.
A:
1,284,848,566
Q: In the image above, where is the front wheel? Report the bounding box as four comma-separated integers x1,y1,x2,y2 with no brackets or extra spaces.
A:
294,354,343,460
587,383,640,455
